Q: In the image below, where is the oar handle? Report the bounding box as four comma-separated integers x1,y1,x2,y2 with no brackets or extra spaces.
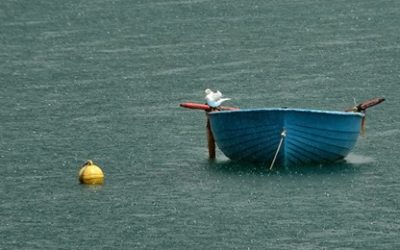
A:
180,102,211,111
345,97,385,112
180,102,239,111
357,97,385,111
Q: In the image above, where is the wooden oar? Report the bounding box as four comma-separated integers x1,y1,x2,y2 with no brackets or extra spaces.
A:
180,102,239,159
180,102,239,111
345,97,385,135
345,97,385,112
206,114,216,159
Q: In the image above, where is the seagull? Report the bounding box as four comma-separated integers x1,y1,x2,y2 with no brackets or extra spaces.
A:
205,89,231,108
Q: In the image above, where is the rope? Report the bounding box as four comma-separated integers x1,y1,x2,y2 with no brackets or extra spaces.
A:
269,129,287,170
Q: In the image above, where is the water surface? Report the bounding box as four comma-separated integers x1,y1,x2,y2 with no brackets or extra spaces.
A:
1,0,399,249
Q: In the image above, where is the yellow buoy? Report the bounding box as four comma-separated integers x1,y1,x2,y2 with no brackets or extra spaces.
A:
78,160,104,185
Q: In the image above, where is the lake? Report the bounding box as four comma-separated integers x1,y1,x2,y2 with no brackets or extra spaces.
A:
1,0,399,249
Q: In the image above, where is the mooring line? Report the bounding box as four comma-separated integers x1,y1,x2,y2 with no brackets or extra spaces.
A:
269,129,287,170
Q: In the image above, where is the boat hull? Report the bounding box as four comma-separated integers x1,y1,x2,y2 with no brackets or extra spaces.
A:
208,108,364,167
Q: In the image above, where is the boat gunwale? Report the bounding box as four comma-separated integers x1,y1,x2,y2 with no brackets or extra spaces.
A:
208,108,365,117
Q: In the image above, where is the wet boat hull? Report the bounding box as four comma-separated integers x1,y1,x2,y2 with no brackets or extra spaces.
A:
208,108,364,167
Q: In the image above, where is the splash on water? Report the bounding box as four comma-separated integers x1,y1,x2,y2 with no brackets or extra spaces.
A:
345,153,374,164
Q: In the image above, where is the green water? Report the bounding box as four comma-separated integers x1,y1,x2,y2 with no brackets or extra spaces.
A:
1,0,399,249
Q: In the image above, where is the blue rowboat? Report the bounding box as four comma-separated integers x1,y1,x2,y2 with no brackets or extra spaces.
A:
208,108,364,167
180,97,384,168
